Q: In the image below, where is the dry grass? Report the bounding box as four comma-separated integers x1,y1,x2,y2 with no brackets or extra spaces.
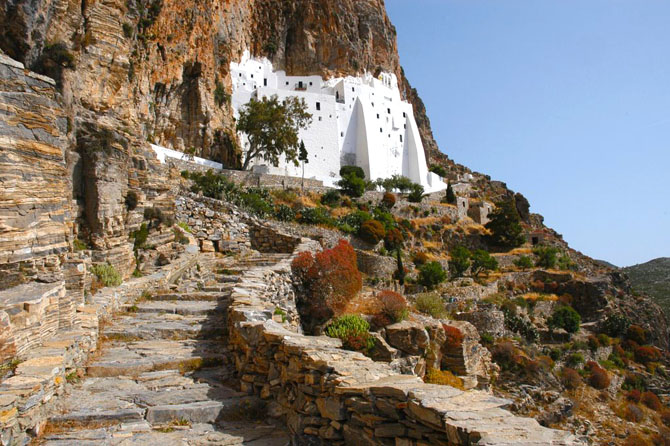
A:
509,247,533,255
411,216,442,227
330,207,353,218
342,289,382,316
520,292,558,301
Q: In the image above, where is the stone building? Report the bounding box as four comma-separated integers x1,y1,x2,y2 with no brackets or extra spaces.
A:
467,201,494,225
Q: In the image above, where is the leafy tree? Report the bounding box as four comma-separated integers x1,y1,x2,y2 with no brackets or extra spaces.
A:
484,199,526,249
237,95,312,170
337,165,366,197
533,245,560,269
443,181,456,205
298,140,308,191
471,249,498,276
514,255,534,271
381,175,414,193
359,220,386,244
419,261,447,290
548,306,581,334
448,246,471,279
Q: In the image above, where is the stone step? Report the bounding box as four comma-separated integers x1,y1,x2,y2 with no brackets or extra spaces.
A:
49,408,145,428
86,340,227,377
102,314,226,341
148,291,230,301
121,300,226,316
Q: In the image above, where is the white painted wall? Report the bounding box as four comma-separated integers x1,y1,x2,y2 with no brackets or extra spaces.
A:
151,144,223,169
230,51,447,193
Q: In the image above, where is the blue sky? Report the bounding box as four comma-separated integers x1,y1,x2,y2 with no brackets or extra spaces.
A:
385,0,670,267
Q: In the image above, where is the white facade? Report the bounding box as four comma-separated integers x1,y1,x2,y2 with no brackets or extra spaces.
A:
230,51,446,192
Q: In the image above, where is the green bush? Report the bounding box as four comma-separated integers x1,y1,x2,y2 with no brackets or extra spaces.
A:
131,223,149,250
274,204,296,222
448,246,471,279
381,175,414,193
602,313,631,337
122,22,134,38
358,220,386,244
533,245,560,269
471,249,498,276
340,165,365,179
338,173,366,197
566,352,584,367
91,263,122,288
125,191,139,210
514,255,534,270
418,261,447,290
325,315,374,353
321,190,341,207
337,210,371,233
239,190,273,217
214,78,230,107
73,239,88,251
297,207,334,226
548,306,581,334
442,181,457,204
381,192,396,209
558,254,577,271
177,222,192,233
407,184,425,203
414,293,446,318
429,165,448,177
484,199,526,249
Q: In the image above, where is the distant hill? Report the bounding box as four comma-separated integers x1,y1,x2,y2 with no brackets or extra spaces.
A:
595,259,619,269
623,257,670,315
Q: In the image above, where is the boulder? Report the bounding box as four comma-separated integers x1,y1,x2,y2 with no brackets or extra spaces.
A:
384,321,429,356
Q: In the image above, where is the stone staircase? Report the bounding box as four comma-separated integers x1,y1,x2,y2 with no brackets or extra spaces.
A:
37,254,290,445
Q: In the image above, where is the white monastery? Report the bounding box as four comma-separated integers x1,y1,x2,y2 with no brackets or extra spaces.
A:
230,51,447,193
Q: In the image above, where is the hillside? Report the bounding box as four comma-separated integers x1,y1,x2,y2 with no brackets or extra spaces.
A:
0,0,669,445
624,257,670,315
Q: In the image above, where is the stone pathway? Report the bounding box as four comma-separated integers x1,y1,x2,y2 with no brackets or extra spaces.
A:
37,254,290,445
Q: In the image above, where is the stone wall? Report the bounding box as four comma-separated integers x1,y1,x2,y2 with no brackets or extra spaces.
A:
0,54,72,288
355,250,398,279
250,224,302,254
227,236,582,446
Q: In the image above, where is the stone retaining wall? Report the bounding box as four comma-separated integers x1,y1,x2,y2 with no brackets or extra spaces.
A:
249,224,302,254
226,234,582,445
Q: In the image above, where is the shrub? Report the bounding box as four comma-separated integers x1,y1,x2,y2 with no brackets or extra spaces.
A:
337,210,371,233
239,190,274,217
566,352,584,367
514,255,534,270
291,240,362,329
214,78,229,107
623,374,648,392
131,223,149,250
429,165,448,177
480,333,494,345
381,175,414,193
325,315,374,353
338,172,366,197
492,341,522,371
561,367,582,390
73,239,88,251
588,335,601,351
424,368,464,389
635,346,662,364
627,389,642,403
533,245,560,269
548,306,581,334
297,207,334,226
381,192,396,209
470,249,498,276
597,333,612,346
359,220,386,244
641,391,663,411
173,228,189,245
602,313,631,337
626,324,648,345
384,228,404,251
448,246,471,279
407,184,425,203
419,262,447,290
442,181,457,205
412,251,429,266
321,190,341,207
662,410,670,427
91,263,122,288
443,325,464,349
588,365,611,389
340,165,365,180
377,290,409,323
273,205,295,223
125,191,139,210
415,293,446,318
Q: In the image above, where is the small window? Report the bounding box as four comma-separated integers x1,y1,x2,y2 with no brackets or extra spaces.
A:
400,135,403,142
251,74,254,78
372,102,375,107
264,78,267,87
316,102,321,111
309,82,313,86
239,73,242,77
352,87,355,92
404,124,407,129
377,114,380,119
380,128,383,133
340,132,344,137
286,81,289,86
318,116,322,121
403,112,406,118
387,108,391,114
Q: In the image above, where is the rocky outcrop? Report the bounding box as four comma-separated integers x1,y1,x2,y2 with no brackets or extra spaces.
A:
0,54,72,288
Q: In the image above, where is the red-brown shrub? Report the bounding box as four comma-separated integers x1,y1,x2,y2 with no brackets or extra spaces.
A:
558,293,573,305
412,251,429,266
641,391,663,411
651,429,670,446
585,360,599,371
384,228,404,251
561,367,582,390
370,313,392,330
624,434,650,446
627,390,642,403
381,192,396,209
622,339,640,352
627,324,648,344
377,290,408,323
635,346,662,364
662,409,670,427
443,325,464,349
291,240,362,329
530,280,545,292
359,220,386,244
588,365,611,390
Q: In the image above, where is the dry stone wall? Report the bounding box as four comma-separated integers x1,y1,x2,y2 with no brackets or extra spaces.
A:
226,231,583,445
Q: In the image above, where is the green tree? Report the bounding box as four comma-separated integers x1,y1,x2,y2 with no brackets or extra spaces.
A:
448,246,471,279
237,95,312,170
548,306,581,334
394,248,406,286
484,199,526,249
444,181,456,205
407,184,425,203
533,245,560,269
338,165,366,197
471,249,498,276
298,140,308,191
419,261,447,290
514,255,534,271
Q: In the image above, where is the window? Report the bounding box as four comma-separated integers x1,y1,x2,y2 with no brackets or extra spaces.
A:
403,112,406,118
404,124,407,129
387,108,391,114
318,116,322,121
377,114,380,119
251,74,254,78
309,82,313,86
400,135,403,142
264,78,267,87
340,132,344,137
352,87,355,92
286,81,289,86
380,128,383,133
372,102,374,107
316,102,321,111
